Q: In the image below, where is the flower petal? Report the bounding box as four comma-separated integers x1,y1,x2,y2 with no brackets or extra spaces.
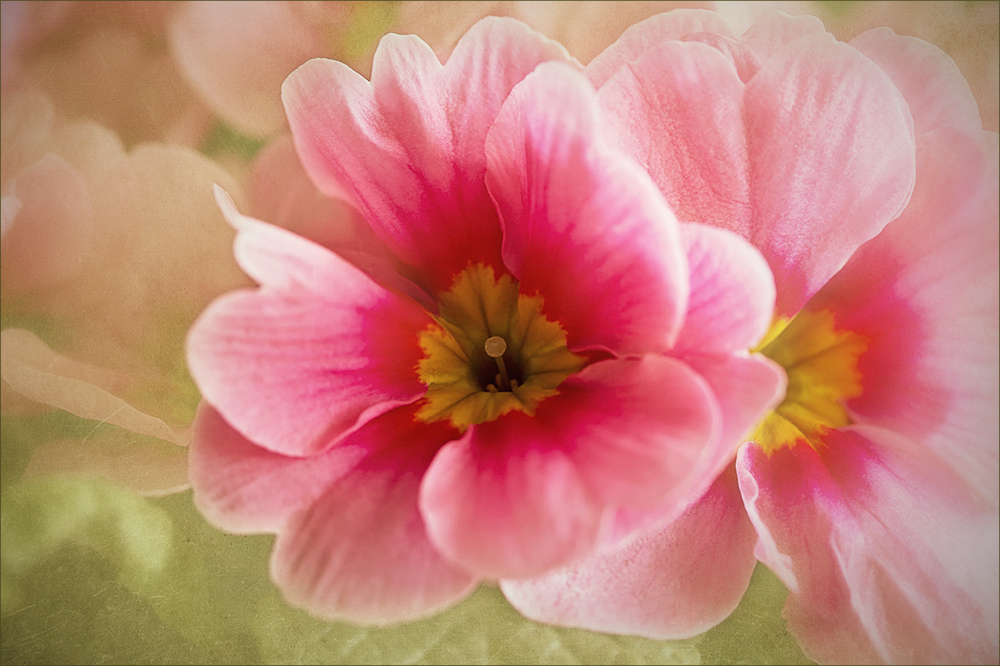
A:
806,127,999,506
486,61,687,355
605,352,784,542
0,153,92,293
585,8,738,88
420,355,721,579
168,0,326,137
501,465,757,640
246,134,431,308
596,39,752,235
187,191,431,457
270,405,478,625
0,329,185,446
681,353,786,470
673,223,775,354
744,31,916,315
740,10,827,62
282,17,570,294
189,404,364,534
738,428,999,665
850,28,982,136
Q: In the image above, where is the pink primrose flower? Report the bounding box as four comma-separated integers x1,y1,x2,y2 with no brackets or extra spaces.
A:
185,17,786,624
500,10,999,664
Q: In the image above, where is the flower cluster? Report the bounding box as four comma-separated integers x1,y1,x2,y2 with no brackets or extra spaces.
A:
2,3,996,664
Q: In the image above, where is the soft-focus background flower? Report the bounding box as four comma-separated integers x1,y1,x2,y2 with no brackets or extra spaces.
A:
1,2,996,664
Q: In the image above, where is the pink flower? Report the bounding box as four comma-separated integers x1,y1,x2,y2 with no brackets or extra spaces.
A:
186,17,785,624
500,10,999,664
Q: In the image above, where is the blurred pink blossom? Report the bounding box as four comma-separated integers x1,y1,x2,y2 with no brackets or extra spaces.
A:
1,89,250,495
185,16,785,624
500,10,999,664
1,1,211,147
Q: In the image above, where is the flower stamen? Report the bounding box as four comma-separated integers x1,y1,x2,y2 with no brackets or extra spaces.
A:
485,336,510,391
415,264,584,429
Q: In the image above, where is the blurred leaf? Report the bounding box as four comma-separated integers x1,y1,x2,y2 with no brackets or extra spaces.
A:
695,565,815,665
1,476,173,615
0,467,813,665
201,120,268,161
253,583,700,665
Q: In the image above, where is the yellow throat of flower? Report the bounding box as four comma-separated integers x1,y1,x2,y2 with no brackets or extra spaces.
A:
415,264,585,430
752,309,868,455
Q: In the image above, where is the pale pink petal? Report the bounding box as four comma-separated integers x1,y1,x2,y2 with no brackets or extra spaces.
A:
270,405,478,625
1,89,55,187
502,465,757,640
740,10,827,62
596,39,752,235
420,355,721,579
0,153,91,293
850,28,982,136
189,404,365,535
738,428,999,665
515,1,716,66
682,31,762,83
246,135,430,308
24,430,190,498
0,195,20,238
282,17,570,294
168,0,326,137
486,62,687,355
673,223,775,354
186,192,431,457
604,352,784,543
744,31,916,315
681,353,786,471
585,8,738,88
806,127,999,506
0,329,185,446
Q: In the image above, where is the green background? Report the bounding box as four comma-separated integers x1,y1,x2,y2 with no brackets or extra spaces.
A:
1,412,813,665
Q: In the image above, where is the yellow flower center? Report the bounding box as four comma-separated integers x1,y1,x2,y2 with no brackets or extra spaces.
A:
415,264,585,430
751,309,868,454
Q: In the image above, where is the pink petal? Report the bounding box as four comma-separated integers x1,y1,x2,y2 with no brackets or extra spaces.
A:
0,153,92,293
585,8,738,88
738,428,999,665
851,28,982,136
744,31,916,315
270,405,478,625
186,191,431,457
282,17,570,294
681,353,786,472
806,127,999,506
605,352,785,543
673,223,775,354
501,465,757,640
0,329,185,446
596,39,752,236
486,61,688,355
168,0,326,137
682,31,762,83
420,355,721,579
246,134,431,308
189,404,364,534
740,10,827,62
